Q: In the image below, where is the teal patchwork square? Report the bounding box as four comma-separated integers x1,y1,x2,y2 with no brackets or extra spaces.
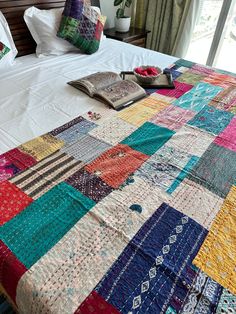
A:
188,105,234,135
121,122,175,156
0,182,95,268
173,82,223,112
174,59,196,69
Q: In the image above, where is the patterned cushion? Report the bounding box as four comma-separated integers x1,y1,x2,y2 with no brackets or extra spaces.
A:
57,0,106,54
0,41,10,60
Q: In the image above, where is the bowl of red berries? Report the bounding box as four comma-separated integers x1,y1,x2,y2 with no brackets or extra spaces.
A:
133,65,162,84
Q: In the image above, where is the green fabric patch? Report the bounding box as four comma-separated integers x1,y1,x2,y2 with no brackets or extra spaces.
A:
0,182,95,268
121,122,175,156
176,71,206,85
58,16,80,42
174,58,196,69
0,42,10,60
57,1,106,55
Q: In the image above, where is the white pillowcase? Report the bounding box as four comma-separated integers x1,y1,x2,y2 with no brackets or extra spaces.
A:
0,11,18,69
24,7,78,57
24,6,105,57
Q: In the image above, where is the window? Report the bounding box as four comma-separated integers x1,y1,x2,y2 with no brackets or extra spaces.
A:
186,0,236,72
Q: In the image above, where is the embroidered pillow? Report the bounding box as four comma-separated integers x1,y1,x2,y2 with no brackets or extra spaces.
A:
0,11,18,71
57,0,106,55
0,42,10,60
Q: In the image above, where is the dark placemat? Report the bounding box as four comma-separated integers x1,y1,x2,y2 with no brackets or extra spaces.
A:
120,69,175,89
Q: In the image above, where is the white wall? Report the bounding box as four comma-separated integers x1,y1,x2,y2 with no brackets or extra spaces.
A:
100,0,132,29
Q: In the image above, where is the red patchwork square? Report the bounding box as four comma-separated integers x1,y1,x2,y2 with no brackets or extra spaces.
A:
85,144,149,188
0,148,37,182
75,291,119,314
0,181,33,225
3,148,37,170
0,240,27,303
156,81,193,99
95,20,103,40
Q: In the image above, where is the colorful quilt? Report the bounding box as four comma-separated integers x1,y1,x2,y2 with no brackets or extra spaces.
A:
0,59,236,314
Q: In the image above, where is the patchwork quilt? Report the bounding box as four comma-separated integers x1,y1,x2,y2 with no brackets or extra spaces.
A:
0,59,236,314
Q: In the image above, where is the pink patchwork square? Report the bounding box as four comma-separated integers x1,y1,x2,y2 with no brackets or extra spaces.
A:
214,116,236,152
191,64,214,76
156,81,193,99
150,105,196,131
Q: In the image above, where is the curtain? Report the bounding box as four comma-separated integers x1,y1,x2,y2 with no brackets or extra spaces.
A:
133,0,200,58
131,0,148,29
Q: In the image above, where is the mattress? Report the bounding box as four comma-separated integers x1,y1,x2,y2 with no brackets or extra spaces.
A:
1,40,236,314
0,38,177,154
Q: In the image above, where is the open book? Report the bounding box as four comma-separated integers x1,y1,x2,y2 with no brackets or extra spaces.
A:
68,72,146,110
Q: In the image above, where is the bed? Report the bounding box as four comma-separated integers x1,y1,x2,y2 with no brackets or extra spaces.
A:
0,1,236,314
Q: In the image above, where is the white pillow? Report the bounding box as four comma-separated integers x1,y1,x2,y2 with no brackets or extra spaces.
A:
0,11,18,69
24,6,105,57
24,7,78,57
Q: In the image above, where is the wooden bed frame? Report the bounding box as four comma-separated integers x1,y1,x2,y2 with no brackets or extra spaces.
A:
0,0,100,57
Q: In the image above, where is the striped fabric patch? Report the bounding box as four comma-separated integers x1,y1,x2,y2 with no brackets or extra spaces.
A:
10,151,84,199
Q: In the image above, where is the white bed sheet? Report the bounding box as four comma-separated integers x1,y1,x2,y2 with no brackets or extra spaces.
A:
0,39,177,154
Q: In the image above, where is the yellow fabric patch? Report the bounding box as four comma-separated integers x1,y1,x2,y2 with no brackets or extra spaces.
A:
193,185,236,295
19,135,64,161
148,93,176,106
99,15,106,25
117,103,158,127
138,94,171,110
118,100,168,127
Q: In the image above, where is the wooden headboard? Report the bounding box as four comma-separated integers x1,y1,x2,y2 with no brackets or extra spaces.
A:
0,0,101,57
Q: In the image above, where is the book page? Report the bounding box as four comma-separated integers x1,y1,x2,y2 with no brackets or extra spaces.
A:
95,80,146,110
68,72,121,96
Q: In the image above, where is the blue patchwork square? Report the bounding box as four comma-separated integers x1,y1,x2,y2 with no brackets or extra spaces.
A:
168,68,182,80
173,82,223,112
95,203,208,314
55,119,97,145
188,105,234,135
62,134,111,164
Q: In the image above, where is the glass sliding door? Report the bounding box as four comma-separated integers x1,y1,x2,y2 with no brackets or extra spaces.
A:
186,0,236,72
186,0,224,65
213,1,236,72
